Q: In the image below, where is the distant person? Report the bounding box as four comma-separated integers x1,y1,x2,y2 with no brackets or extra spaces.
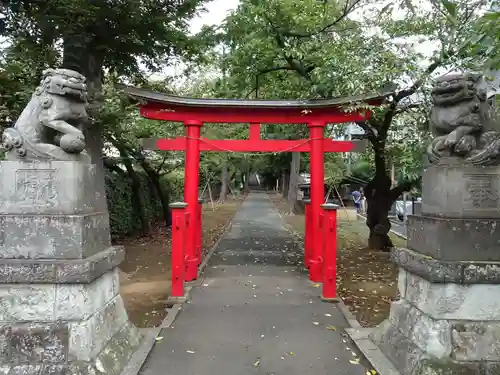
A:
352,188,362,214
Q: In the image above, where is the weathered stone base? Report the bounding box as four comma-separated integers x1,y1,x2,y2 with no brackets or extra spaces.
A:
407,215,500,261
0,321,141,375
0,212,112,260
0,159,141,374
371,266,500,375
0,246,124,284
0,269,142,375
0,160,105,215
391,247,500,284
421,163,500,219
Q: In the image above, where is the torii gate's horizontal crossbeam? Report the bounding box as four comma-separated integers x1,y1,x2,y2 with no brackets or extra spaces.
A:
141,137,367,153
140,105,369,124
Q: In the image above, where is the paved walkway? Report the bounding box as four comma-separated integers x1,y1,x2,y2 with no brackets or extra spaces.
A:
140,192,370,375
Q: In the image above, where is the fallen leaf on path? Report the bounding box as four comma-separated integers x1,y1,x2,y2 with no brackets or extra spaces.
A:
326,325,336,331
312,322,320,325
155,337,163,342
349,358,360,364
186,350,195,354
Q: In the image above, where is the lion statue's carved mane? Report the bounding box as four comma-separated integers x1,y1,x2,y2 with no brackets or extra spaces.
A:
427,73,500,166
2,68,90,162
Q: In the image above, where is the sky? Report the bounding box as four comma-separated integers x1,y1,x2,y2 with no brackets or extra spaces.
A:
157,0,239,79
189,0,240,34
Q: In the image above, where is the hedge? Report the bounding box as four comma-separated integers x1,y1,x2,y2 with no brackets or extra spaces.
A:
105,168,186,239
105,169,160,238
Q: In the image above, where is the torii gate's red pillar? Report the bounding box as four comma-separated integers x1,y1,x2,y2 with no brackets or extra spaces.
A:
308,122,325,282
184,120,203,281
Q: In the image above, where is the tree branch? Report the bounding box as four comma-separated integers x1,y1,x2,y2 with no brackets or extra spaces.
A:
388,178,421,201
159,161,185,176
257,66,297,75
395,102,422,115
355,121,377,142
394,58,444,103
103,156,127,175
154,154,168,174
380,54,454,138
280,0,363,38
263,14,314,81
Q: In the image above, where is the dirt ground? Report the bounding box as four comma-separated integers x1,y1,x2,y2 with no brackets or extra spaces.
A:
269,193,406,327
117,197,245,328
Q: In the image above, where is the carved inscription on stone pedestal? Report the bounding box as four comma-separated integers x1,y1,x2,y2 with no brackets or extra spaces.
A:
464,174,499,209
15,169,57,208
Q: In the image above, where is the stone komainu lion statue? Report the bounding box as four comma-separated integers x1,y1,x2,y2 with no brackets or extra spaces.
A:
427,73,500,166
1,68,90,162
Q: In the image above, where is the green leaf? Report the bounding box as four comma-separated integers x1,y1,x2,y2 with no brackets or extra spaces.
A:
440,0,457,17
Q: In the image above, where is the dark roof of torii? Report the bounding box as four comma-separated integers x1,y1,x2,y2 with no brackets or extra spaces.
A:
118,83,397,109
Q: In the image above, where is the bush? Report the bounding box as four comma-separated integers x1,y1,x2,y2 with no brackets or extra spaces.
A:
105,169,163,239
162,169,185,202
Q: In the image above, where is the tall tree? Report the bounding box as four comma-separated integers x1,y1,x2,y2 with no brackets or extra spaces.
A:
203,0,488,249
0,0,210,204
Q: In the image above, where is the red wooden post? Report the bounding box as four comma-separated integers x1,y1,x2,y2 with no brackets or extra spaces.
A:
170,202,187,298
321,204,340,302
249,123,261,140
308,122,326,282
197,198,203,265
303,199,311,268
184,120,203,281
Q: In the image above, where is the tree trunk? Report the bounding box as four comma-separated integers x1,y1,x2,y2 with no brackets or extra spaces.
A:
139,159,172,226
219,161,229,203
281,172,290,198
243,170,250,193
365,174,394,251
116,148,150,236
287,152,300,213
62,35,107,212
364,148,416,251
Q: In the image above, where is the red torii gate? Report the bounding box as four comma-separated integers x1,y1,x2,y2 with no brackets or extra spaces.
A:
123,86,390,300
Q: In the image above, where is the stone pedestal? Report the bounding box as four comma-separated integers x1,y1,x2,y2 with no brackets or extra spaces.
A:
371,163,500,375
0,161,141,375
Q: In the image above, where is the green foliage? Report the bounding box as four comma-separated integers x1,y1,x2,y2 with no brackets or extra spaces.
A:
0,0,225,239
162,169,186,202
105,169,162,239
196,0,487,188
452,0,500,70
0,41,58,127
350,159,373,182
0,0,211,78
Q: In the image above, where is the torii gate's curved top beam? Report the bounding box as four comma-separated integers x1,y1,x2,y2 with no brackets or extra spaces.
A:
119,85,395,124
120,85,395,109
